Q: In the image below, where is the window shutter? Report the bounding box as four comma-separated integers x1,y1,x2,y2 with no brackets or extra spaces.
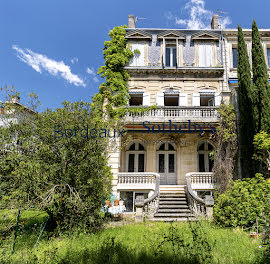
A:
192,93,200,106
143,93,150,106
156,93,164,106
179,93,188,106
205,45,213,67
198,45,205,67
215,93,222,106
137,43,145,66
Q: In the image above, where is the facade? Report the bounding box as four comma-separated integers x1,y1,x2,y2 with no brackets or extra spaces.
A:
107,15,270,220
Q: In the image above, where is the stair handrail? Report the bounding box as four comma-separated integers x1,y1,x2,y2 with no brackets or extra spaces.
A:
185,172,206,216
134,172,160,206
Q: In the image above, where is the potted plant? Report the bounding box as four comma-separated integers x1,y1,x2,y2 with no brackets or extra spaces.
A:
114,193,120,206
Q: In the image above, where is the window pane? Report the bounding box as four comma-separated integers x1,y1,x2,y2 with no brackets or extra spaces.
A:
199,154,205,172
129,95,143,106
128,154,135,172
267,48,270,68
129,143,135,150
159,143,165,151
169,154,175,173
232,48,238,68
138,154,145,172
198,143,205,151
159,154,165,173
138,143,144,150
120,191,133,212
208,143,214,151
209,154,214,172
164,95,179,106
168,144,175,151
172,48,176,66
166,48,170,67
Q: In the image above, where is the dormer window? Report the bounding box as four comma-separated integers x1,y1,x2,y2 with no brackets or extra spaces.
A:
166,46,177,67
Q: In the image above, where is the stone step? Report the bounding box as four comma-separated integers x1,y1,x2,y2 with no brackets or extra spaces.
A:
154,213,194,217
159,201,188,205
159,197,186,201
159,204,189,209
157,209,191,213
160,193,186,197
150,217,197,222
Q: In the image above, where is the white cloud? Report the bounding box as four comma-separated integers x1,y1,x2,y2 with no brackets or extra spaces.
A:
167,0,231,29
12,45,85,87
71,57,79,64
86,67,99,83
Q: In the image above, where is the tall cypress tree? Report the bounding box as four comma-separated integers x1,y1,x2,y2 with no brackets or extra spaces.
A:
252,20,270,133
237,25,255,178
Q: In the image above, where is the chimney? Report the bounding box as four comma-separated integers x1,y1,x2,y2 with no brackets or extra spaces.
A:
211,14,219,29
128,15,136,28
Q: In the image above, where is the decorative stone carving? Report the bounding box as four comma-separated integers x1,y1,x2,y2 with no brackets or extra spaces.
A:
183,35,195,66
148,35,161,66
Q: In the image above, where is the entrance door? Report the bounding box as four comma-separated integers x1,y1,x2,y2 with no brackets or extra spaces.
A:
157,143,176,185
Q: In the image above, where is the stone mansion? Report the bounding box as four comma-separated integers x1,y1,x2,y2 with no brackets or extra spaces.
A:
107,15,270,221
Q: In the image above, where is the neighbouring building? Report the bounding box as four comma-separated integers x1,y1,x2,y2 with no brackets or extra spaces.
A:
107,15,270,221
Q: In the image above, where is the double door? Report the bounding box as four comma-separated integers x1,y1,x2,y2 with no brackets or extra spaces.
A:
157,151,176,185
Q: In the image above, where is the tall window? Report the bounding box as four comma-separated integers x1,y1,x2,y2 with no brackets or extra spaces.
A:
198,44,213,67
267,48,270,68
166,46,176,67
232,48,238,68
198,142,214,172
129,94,143,106
200,94,215,106
164,93,179,106
126,143,145,172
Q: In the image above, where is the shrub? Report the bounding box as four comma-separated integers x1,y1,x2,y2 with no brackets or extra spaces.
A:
214,174,270,228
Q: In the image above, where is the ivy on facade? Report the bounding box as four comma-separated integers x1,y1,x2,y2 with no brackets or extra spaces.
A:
91,26,156,119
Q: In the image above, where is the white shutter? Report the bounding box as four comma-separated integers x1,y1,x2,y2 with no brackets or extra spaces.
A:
179,93,188,106
215,93,222,106
143,93,150,106
205,44,213,67
129,43,144,66
156,93,164,106
199,45,205,67
192,93,200,106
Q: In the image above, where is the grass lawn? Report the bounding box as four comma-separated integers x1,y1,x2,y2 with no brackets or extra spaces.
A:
0,210,268,264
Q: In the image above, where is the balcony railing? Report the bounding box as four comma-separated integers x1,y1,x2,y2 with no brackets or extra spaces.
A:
125,106,219,123
189,172,215,190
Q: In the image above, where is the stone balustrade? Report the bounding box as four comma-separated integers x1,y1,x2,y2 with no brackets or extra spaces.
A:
117,172,158,190
189,172,215,190
125,106,219,123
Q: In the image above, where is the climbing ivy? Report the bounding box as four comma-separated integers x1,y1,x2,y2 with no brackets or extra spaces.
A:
91,26,156,119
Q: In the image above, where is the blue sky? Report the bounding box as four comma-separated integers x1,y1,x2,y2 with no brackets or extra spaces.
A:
1,0,270,111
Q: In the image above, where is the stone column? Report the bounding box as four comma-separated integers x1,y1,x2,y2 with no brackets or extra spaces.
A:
107,137,121,195
135,195,144,222
146,143,156,172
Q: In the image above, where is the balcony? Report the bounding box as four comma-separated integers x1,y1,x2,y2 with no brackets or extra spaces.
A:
186,172,215,191
125,106,219,123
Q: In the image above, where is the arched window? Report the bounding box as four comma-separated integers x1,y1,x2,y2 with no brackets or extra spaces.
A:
197,142,214,172
126,142,146,172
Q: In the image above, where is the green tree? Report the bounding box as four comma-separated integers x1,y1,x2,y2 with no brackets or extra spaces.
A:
253,130,270,174
212,104,238,193
252,20,270,133
0,100,112,232
237,25,255,178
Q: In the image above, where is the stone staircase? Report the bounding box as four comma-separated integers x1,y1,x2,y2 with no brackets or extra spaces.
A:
152,185,196,222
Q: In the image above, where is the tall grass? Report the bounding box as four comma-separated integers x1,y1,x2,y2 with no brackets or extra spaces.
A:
0,211,267,264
